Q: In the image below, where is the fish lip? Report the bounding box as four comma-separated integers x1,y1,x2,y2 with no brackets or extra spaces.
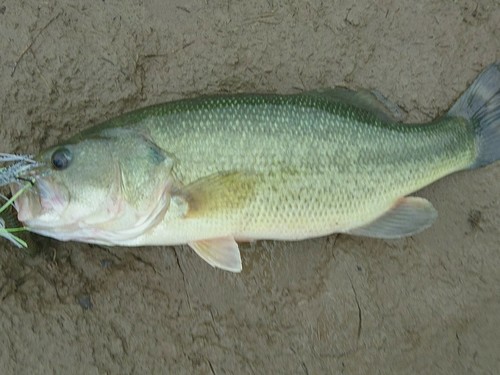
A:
11,184,37,222
10,164,68,223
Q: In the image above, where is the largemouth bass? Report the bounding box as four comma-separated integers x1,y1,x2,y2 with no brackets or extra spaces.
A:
11,63,500,272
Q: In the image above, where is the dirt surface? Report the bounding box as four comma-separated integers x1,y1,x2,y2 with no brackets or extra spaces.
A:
0,0,499,374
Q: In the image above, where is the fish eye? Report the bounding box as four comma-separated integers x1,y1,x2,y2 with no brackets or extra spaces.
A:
51,147,72,170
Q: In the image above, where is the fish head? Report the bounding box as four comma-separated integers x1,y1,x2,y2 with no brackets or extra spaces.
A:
12,128,174,244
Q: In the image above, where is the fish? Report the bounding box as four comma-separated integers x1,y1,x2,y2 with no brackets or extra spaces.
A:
10,63,500,272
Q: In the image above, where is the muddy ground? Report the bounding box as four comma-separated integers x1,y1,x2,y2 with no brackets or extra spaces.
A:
0,0,499,374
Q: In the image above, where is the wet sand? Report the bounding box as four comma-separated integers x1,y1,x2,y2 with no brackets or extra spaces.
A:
0,1,499,374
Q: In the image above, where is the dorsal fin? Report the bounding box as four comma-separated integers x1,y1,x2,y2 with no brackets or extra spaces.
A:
304,87,405,122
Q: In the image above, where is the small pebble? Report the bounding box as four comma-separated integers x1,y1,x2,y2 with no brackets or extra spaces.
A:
78,295,93,311
468,209,482,230
100,259,113,268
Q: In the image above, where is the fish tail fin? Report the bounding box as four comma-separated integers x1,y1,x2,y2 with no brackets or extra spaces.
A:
448,63,500,169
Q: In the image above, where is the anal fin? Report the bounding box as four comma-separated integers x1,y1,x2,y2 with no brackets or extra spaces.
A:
188,236,242,272
348,197,437,239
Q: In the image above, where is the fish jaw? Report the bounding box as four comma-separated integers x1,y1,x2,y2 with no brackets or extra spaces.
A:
12,177,68,224
11,168,172,245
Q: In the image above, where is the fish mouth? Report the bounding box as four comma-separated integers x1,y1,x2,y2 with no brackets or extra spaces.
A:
9,166,69,224
11,179,66,226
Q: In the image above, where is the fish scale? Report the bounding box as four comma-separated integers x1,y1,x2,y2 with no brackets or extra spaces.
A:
129,95,474,238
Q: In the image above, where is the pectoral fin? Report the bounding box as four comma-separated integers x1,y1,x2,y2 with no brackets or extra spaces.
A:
348,197,437,239
188,236,242,272
176,171,257,218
